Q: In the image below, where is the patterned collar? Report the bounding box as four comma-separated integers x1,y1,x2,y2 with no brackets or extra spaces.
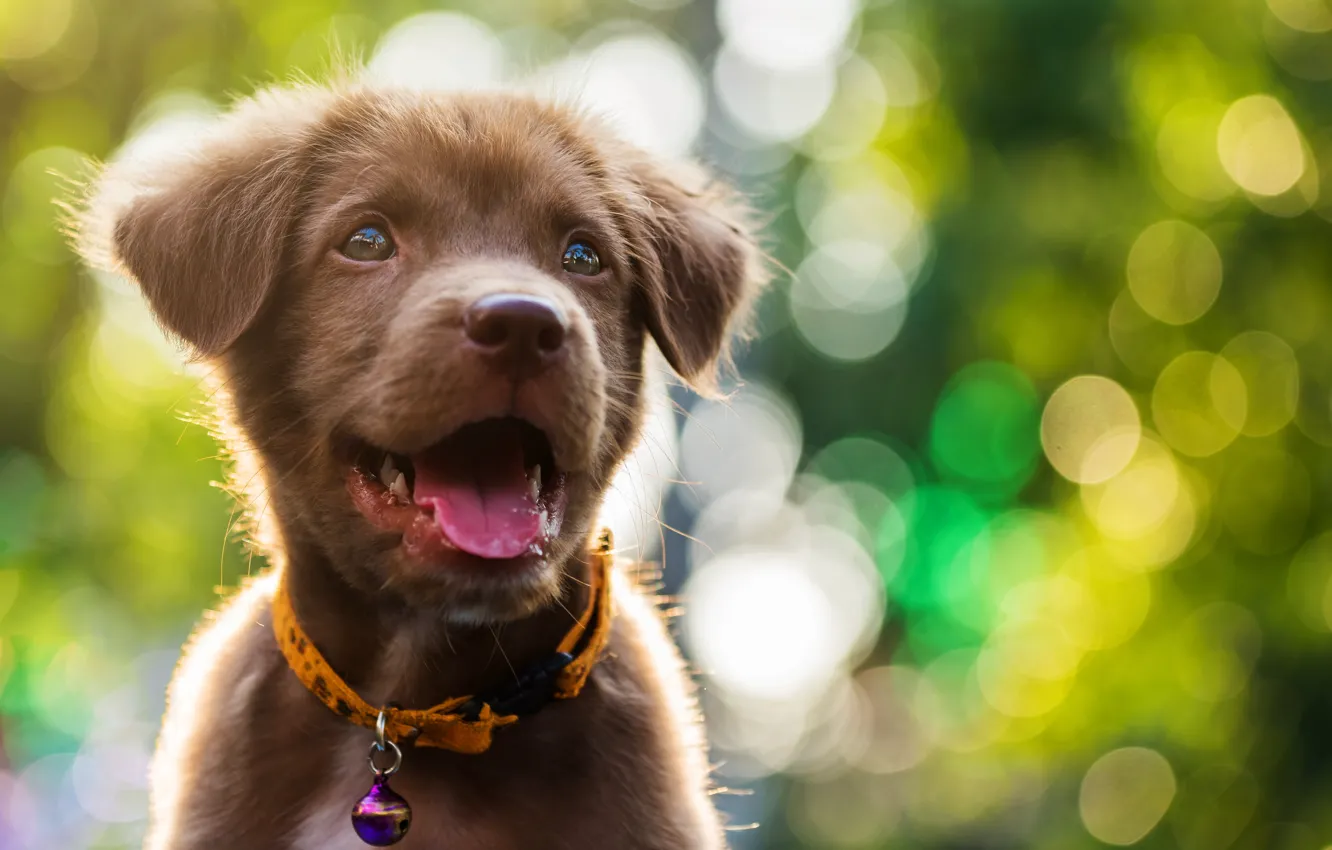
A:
271,529,615,754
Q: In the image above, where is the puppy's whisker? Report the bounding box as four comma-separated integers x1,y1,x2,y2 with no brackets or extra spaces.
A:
217,435,324,579
216,459,276,579
488,625,520,686
552,594,581,627
627,432,691,491
220,496,242,586
606,482,713,558
634,475,697,485
167,361,230,418
620,453,666,563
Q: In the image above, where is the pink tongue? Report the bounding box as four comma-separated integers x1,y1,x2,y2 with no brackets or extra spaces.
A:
411,422,540,560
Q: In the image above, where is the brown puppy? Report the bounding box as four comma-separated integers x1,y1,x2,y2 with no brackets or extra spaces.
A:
76,82,765,849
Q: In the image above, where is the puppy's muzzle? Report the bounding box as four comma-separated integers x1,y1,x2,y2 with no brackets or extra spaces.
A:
464,293,568,381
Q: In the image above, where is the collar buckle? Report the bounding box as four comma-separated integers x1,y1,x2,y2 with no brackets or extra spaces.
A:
456,651,575,720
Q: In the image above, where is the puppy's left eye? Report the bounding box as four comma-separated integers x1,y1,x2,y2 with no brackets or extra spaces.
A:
340,226,395,262
562,241,601,276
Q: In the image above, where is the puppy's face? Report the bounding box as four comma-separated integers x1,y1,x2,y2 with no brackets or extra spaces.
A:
85,87,761,622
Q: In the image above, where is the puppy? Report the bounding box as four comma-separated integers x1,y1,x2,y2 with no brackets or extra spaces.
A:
76,82,765,849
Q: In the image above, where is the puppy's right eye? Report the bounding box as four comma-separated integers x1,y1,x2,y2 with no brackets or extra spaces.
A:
562,241,601,276
340,226,395,262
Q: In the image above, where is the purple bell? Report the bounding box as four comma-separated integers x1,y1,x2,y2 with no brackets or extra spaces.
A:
351,775,412,846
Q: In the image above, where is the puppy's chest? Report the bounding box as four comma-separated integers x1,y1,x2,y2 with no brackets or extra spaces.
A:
290,722,608,850
269,610,681,848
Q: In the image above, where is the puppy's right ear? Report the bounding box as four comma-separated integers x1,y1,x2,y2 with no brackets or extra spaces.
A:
76,89,329,358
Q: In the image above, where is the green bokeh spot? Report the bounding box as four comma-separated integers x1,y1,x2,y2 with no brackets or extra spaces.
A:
928,361,1041,501
881,485,991,656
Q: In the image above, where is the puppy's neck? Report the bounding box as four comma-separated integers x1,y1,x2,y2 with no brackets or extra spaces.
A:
279,537,591,710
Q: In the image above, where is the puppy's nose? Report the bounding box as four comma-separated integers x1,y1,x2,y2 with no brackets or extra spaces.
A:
463,293,567,373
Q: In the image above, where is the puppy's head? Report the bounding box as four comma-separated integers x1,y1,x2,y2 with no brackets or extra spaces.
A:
78,85,764,622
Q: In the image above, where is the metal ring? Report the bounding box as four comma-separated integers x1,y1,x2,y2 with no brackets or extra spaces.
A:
375,709,388,751
367,739,402,777
367,709,401,776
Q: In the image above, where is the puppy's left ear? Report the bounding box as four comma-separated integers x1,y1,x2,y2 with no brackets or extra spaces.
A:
624,159,767,394
73,87,331,359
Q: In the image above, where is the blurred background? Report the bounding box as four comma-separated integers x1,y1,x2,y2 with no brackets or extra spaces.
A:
3,0,1332,847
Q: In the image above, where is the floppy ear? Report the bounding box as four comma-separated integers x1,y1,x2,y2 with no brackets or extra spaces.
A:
625,158,767,394
76,88,327,358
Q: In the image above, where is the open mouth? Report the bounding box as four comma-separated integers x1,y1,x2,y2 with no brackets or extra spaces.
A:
342,417,568,562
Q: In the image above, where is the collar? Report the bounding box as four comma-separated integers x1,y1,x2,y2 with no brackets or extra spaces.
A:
272,529,615,754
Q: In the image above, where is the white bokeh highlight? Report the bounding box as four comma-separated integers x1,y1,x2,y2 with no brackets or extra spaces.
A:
717,0,859,71
678,380,886,776
539,29,705,157
713,46,837,143
367,13,504,92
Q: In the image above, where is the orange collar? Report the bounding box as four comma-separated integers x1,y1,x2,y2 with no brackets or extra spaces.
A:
272,530,615,754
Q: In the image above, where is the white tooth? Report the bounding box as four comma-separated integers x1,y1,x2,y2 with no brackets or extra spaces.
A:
379,454,398,485
389,472,410,503
529,464,541,501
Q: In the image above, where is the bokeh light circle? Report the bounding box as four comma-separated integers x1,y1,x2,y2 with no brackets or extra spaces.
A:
713,45,836,143
678,382,802,508
1080,435,1188,547
803,180,916,252
684,522,883,705
795,157,929,288
800,55,888,160
807,435,917,580
1079,747,1177,845
1267,0,1332,32
1247,132,1321,217
1265,18,1332,82
808,436,916,503
367,13,504,92
562,32,705,157
1126,221,1223,326
789,241,909,361
1151,351,1247,457
855,666,931,774
716,0,858,71
1106,289,1190,378
1108,480,1199,569
1220,331,1300,436
913,650,993,753
975,634,1075,718
1217,95,1307,196
1288,532,1332,632
685,553,836,700
1040,375,1141,484
885,485,991,640
928,362,1041,498
1156,99,1236,202
0,0,73,61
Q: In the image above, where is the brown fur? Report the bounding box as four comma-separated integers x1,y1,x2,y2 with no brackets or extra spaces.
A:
75,81,766,849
